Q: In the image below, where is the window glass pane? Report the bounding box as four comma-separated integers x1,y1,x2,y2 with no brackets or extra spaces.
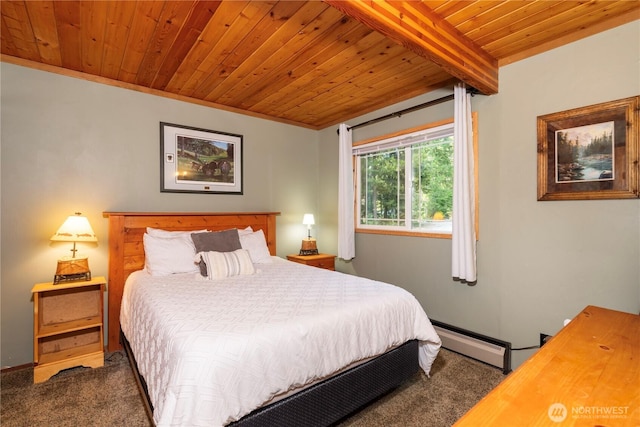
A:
355,121,463,237
410,136,453,233
359,148,405,226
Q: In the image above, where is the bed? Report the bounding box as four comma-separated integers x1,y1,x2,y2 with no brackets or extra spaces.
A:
104,212,441,427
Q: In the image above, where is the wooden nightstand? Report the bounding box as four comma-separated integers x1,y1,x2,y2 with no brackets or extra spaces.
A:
31,276,106,383
287,253,336,271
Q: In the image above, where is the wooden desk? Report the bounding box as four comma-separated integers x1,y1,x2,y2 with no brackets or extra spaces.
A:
455,305,639,426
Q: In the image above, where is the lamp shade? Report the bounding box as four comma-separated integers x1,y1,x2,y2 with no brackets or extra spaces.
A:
51,213,98,243
302,213,315,226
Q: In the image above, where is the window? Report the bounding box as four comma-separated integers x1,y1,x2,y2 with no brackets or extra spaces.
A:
354,118,475,238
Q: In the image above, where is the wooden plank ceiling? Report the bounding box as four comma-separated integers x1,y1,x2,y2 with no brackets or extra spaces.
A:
1,1,638,129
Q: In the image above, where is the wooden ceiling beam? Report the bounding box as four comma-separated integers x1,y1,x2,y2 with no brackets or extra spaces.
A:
324,0,499,95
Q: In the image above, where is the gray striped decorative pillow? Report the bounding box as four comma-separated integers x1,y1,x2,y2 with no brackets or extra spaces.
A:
196,249,255,279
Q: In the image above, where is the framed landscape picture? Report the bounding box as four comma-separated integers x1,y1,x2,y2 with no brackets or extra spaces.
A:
537,96,639,200
160,122,243,194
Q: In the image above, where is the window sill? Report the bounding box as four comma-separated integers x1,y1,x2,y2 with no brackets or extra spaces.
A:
355,228,452,239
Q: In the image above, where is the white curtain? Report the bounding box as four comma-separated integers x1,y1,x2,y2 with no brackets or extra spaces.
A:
338,123,355,260
451,83,477,282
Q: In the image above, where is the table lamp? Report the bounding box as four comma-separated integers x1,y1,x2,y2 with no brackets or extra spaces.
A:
51,212,97,284
299,213,319,256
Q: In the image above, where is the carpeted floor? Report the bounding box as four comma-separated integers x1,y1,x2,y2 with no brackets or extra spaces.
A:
1,348,505,427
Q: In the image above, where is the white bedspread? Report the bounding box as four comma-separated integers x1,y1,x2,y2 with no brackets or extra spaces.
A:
120,258,441,427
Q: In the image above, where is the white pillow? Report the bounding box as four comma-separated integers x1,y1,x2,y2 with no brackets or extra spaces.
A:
238,226,254,236
143,233,199,276
146,227,208,237
239,229,272,264
197,249,255,279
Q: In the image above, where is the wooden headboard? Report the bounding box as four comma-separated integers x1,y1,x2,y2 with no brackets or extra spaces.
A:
102,211,280,351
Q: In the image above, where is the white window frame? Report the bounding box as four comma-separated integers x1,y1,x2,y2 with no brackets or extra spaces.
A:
353,116,478,239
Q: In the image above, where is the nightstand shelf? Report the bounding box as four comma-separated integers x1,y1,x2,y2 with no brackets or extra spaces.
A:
37,341,103,366
32,276,106,383
37,316,102,338
286,253,336,271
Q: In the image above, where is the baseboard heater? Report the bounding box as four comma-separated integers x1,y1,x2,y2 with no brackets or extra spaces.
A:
431,320,512,374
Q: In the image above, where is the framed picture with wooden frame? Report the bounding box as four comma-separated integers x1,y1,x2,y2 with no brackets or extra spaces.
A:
537,96,639,201
160,122,243,194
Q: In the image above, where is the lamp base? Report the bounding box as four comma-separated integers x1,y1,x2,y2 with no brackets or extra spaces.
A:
54,257,92,284
299,238,319,256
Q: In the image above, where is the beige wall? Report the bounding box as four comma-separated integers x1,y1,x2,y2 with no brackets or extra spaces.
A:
318,20,640,368
2,21,639,369
0,66,320,367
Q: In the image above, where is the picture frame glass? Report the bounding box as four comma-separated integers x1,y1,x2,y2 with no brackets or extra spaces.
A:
554,121,615,184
